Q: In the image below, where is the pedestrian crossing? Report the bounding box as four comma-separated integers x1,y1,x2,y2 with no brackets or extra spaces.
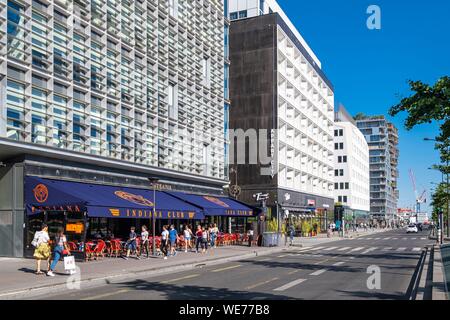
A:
354,236,428,241
292,246,425,255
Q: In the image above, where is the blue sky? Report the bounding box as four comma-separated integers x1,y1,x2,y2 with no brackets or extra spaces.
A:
276,0,450,212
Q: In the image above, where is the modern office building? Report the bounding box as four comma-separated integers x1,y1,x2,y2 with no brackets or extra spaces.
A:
0,0,245,257
228,0,335,228
333,105,370,224
356,115,399,225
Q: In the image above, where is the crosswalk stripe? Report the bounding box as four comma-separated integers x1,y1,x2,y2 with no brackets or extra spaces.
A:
332,261,345,266
374,238,380,240
362,247,378,254
337,247,351,251
421,237,426,240
384,237,391,240
273,278,307,292
392,238,398,240
397,247,407,252
412,247,422,252
349,247,365,252
383,247,393,251
402,238,408,240
310,269,327,276
310,246,325,251
411,238,417,240
322,247,338,251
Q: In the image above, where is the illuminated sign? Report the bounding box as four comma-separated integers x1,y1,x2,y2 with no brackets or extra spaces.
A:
66,223,84,234
33,184,48,203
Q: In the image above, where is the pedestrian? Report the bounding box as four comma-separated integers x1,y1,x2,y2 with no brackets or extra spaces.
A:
247,227,254,247
201,226,209,253
141,225,150,258
161,225,169,259
32,223,51,275
169,224,178,257
124,226,139,260
195,225,203,253
47,227,70,277
288,224,295,246
210,223,218,248
183,225,193,253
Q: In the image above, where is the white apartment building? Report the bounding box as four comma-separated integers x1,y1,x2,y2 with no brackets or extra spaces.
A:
229,0,335,222
334,106,370,220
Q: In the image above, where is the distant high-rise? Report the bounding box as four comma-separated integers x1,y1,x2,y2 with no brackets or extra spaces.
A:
356,115,399,225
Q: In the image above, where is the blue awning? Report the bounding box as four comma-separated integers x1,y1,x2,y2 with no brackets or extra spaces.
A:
25,176,204,220
165,191,254,217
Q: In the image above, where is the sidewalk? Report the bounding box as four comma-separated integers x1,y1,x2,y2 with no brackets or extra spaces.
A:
0,245,290,300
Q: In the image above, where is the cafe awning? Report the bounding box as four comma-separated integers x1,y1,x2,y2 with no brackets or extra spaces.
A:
165,191,254,217
25,176,204,220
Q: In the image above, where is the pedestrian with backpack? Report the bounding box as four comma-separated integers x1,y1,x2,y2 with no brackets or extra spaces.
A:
32,223,51,275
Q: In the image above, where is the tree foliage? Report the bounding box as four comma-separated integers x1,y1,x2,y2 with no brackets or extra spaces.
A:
431,182,449,223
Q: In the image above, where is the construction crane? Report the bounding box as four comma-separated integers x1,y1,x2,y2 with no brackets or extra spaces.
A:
409,169,427,214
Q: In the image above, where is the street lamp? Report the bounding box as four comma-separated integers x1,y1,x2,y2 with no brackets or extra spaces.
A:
425,137,449,238
148,177,159,256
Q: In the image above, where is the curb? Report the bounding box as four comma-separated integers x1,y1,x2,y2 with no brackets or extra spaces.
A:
432,245,449,300
0,246,291,300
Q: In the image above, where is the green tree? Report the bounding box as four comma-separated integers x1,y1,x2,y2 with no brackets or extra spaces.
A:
431,183,449,223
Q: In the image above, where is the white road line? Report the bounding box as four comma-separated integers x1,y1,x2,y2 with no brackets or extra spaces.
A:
383,247,393,251
362,247,378,254
402,238,408,240
337,247,351,251
384,237,392,240
392,238,398,240
273,278,307,292
421,237,426,240
373,238,381,240
322,247,338,251
165,274,200,283
349,257,356,260
332,261,345,266
411,238,417,240
412,247,422,252
278,254,290,258
246,277,279,290
397,247,407,252
310,246,325,251
211,265,241,273
349,247,365,252
310,269,328,276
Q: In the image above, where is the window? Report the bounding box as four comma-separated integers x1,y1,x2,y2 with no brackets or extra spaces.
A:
168,0,177,18
259,0,265,15
338,156,342,163
343,156,347,163
335,183,339,190
168,83,178,120
334,130,338,137
340,183,344,189
334,169,339,177
339,129,344,136
338,196,342,203
339,143,344,149
202,57,210,86
345,182,349,190
230,12,238,20
340,169,344,176
334,143,339,150
343,196,348,203
238,10,247,19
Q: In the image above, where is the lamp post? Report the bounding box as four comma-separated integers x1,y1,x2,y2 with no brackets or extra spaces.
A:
148,177,159,256
425,138,449,238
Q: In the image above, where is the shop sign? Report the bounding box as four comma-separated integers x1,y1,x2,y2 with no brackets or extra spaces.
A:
307,199,316,206
66,222,84,234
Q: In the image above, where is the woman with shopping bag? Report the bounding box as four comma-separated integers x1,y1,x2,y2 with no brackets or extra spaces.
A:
32,224,51,275
47,227,70,277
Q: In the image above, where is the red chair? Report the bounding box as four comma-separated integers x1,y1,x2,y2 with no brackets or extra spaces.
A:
110,240,122,258
177,235,186,250
93,240,106,259
84,243,94,261
68,241,78,251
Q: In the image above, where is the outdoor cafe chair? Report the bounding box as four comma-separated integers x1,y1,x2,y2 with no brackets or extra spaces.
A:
94,240,106,259
84,242,94,261
67,241,78,252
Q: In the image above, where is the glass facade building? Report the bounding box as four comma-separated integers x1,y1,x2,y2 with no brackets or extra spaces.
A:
1,0,227,180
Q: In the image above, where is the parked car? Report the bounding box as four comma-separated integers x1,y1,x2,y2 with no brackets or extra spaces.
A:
406,224,418,233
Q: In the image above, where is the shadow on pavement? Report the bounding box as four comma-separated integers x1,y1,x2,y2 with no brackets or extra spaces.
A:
334,289,406,300
114,279,296,300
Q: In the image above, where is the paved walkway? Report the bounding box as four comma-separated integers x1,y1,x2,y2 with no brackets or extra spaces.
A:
0,245,288,299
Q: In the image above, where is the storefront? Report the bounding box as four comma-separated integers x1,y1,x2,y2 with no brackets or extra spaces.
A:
24,176,255,259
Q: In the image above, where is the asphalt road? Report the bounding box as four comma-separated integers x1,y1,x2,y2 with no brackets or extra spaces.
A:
38,229,434,300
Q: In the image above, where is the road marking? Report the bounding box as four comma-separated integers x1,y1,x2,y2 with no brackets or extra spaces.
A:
383,247,393,251
288,269,301,275
332,261,345,266
412,247,422,252
384,237,392,240
349,247,365,252
322,246,338,251
397,247,407,252
277,254,290,258
246,277,279,290
402,238,408,240
421,237,426,240
310,246,325,251
362,247,378,254
258,258,271,261
349,257,356,260
411,237,417,240
337,247,351,251
392,238,398,240
211,265,241,273
274,278,307,292
310,269,327,276
81,289,130,300
165,274,200,283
